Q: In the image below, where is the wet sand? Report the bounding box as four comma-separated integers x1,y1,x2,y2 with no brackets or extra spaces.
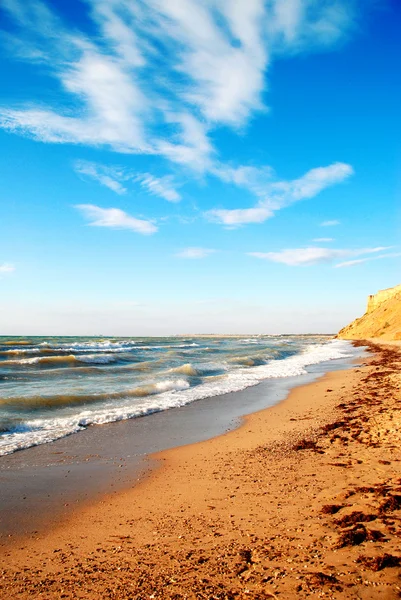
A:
1,342,401,599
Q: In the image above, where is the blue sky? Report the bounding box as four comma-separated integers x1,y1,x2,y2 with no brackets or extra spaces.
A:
0,0,400,335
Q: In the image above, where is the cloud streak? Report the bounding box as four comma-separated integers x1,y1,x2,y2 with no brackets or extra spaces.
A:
0,263,15,273
208,162,353,226
320,219,340,226
335,252,401,268
133,173,181,203
74,160,181,202
175,247,216,259
249,246,389,267
75,204,157,234
75,161,127,195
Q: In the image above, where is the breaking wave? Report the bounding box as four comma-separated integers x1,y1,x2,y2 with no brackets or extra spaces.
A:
167,363,200,376
1,354,117,366
0,378,191,411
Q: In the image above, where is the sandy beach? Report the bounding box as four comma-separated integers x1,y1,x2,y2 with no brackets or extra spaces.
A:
1,341,401,599
1,0,399,596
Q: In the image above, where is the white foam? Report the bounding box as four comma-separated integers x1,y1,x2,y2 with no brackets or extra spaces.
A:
0,348,38,355
77,354,117,364
2,353,117,366
3,356,43,365
151,379,190,393
50,340,136,350
44,345,137,354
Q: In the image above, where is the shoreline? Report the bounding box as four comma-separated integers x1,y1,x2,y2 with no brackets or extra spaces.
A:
0,346,361,540
1,341,401,598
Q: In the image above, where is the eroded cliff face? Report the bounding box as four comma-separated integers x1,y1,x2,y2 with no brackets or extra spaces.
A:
338,284,401,341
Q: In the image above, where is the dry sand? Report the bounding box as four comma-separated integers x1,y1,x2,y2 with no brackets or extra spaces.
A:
1,341,401,599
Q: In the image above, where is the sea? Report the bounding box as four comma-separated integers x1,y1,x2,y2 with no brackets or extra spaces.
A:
0,335,358,457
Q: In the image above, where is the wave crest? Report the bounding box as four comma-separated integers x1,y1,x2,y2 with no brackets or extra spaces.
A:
168,363,199,376
1,353,117,366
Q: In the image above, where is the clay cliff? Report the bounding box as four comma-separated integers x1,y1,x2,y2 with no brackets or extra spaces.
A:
338,283,401,341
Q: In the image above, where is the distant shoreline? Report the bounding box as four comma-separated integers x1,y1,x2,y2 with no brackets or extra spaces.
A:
175,332,335,337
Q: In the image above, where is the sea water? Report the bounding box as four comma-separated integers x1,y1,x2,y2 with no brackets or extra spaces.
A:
0,335,357,456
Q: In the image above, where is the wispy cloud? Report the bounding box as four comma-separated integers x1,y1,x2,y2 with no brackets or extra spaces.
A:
74,161,127,195
74,160,181,202
0,263,15,273
75,204,157,235
176,247,216,259
320,219,340,226
208,207,273,226
0,46,150,152
249,246,389,267
208,162,353,226
335,252,401,268
133,173,181,203
0,0,359,171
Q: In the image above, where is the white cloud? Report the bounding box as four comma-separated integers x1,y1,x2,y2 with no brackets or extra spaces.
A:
0,263,15,273
208,162,353,226
213,164,274,194
74,160,181,202
134,173,181,203
175,247,216,259
0,0,358,171
0,49,150,152
208,207,273,226
75,204,157,234
267,0,355,49
74,160,127,194
320,219,340,226
156,112,214,172
249,246,389,266
155,0,267,127
313,237,334,242
273,163,353,203
335,252,401,268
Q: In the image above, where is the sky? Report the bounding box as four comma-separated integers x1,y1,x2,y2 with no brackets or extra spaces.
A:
0,0,400,335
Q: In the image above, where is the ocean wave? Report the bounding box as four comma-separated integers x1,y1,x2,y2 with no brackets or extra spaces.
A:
165,362,226,377
0,341,202,357
1,340,32,346
2,355,78,366
167,363,200,376
76,354,117,364
228,355,268,366
0,348,39,356
1,353,117,366
40,340,136,349
0,378,191,411
0,340,357,456
39,345,137,354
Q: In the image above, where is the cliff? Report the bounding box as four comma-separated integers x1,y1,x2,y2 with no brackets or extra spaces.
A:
338,283,401,341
